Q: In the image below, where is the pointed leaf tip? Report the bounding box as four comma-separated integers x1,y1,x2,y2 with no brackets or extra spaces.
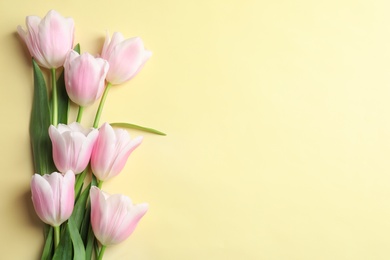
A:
110,122,166,136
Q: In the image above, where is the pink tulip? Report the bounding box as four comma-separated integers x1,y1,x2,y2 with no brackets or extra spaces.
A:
31,171,75,227
64,50,109,107
101,32,152,85
91,123,143,181
90,186,148,246
49,122,98,174
17,10,74,69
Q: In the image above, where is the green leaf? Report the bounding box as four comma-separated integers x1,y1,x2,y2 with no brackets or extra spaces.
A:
85,224,95,260
80,175,97,245
41,226,54,260
56,71,68,125
68,218,86,260
84,175,98,259
71,182,90,230
110,122,166,136
30,59,56,174
94,242,100,259
57,43,80,125
91,174,98,186
80,201,91,246
74,169,87,201
73,43,80,54
52,224,72,260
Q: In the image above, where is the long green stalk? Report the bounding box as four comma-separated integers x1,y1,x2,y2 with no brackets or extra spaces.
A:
98,245,106,260
51,68,58,126
93,83,112,128
76,106,84,123
54,226,60,248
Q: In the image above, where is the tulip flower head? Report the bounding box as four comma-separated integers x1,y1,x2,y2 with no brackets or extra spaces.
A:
49,122,98,174
101,32,152,85
90,186,148,246
91,123,143,181
17,10,74,69
64,50,109,107
31,171,75,227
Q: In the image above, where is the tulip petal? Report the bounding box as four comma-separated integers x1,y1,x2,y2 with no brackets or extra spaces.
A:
110,135,143,177
91,123,117,180
131,50,152,81
31,174,55,225
112,203,148,244
21,16,51,68
49,125,69,173
102,31,125,60
104,194,131,245
60,171,76,223
75,129,98,172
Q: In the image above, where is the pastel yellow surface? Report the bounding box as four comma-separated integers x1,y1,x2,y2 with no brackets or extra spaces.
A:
1,0,390,259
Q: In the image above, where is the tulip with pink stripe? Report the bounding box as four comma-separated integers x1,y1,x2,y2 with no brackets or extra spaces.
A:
91,123,143,181
17,10,74,69
49,122,98,174
90,186,148,247
64,50,109,107
101,32,152,85
31,171,75,227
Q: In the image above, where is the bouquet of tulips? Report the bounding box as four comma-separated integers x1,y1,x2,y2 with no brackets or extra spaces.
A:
17,10,163,260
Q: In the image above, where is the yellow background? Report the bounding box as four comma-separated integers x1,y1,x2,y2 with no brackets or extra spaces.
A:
1,0,390,259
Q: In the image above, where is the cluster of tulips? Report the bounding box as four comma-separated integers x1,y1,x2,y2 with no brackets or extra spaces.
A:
18,10,159,259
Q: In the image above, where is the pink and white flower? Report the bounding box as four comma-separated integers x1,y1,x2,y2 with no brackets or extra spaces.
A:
101,32,151,85
91,123,143,181
90,186,148,246
31,171,75,227
17,10,74,69
49,122,98,174
64,50,109,107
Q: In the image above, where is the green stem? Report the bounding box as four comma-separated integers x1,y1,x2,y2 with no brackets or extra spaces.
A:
93,82,112,128
98,245,107,260
54,225,60,248
51,68,58,126
76,106,84,123
74,168,87,199
97,180,103,189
